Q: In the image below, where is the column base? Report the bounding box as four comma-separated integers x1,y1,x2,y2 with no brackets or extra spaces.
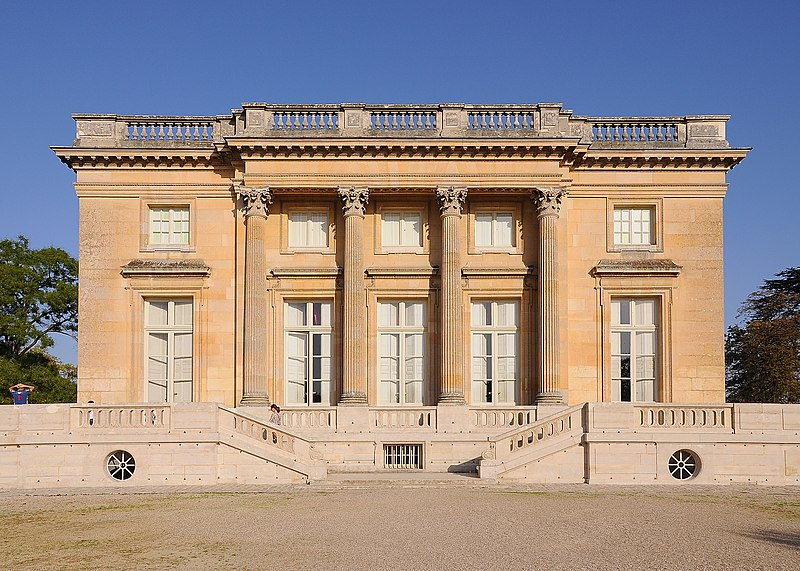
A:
438,391,466,405
535,391,565,405
239,393,271,406
338,391,368,405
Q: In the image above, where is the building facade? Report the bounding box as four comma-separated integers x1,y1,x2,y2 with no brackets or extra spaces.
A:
54,103,746,413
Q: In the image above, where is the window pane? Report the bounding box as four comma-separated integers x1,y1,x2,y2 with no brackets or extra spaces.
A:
174,301,193,326
379,303,399,327
148,302,169,326
475,213,492,246
148,379,168,403
636,379,654,402
635,300,655,326
383,213,400,246
472,302,491,326
310,213,327,246
288,213,305,246
405,303,423,327
174,333,192,357
402,213,421,246
614,300,630,325
495,213,513,247
496,302,517,327
286,303,306,327
174,356,192,381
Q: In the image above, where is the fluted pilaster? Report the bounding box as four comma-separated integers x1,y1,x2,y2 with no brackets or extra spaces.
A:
436,186,468,404
532,187,568,404
338,187,369,405
236,185,273,406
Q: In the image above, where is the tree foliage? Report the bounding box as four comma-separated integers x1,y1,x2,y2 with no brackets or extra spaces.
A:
726,267,800,403
0,236,78,403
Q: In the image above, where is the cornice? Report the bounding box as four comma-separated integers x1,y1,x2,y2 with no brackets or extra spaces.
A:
574,148,749,170
271,267,341,277
226,137,588,162
462,266,535,277
52,147,220,169
366,267,439,277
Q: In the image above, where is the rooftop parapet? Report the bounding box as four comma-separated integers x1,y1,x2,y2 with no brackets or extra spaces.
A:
70,103,731,149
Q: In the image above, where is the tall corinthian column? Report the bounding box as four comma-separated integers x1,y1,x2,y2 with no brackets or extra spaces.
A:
338,187,369,405
532,187,568,404
236,185,273,406
436,186,468,404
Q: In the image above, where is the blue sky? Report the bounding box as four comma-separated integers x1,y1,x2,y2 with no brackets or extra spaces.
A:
1,1,798,364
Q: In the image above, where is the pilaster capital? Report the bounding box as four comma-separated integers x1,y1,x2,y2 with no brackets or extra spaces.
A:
532,186,568,217
235,184,273,218
339,186,369,217
436,186,468,216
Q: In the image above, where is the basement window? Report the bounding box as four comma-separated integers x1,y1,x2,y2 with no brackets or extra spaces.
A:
384,444,423,470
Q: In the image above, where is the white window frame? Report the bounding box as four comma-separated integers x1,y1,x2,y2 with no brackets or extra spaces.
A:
284,301,332,406
471,301,518,404
607,200,663,252
611,298,658,403
613,207,653,246
377,301,426,405
149,206,190,246
381,210,422,250
144,299,193,403
288,210,329,249
474,211,514,249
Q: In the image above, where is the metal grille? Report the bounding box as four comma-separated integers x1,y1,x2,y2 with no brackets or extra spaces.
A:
384,444,422,470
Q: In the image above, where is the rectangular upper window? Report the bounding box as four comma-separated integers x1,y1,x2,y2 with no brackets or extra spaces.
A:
288,211,329,248
150,207,189,246
382,211,422,249
613,208,653,246
475,212,514,249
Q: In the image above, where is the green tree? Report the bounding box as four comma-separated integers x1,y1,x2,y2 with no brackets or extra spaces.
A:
0,236,78,403
726,267,800,403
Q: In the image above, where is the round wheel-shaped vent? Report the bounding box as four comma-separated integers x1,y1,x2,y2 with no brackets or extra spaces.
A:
106,450,136,481
668,449,699,480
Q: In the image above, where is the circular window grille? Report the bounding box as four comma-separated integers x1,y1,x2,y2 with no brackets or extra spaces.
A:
106,450,136,481
668,449,699,480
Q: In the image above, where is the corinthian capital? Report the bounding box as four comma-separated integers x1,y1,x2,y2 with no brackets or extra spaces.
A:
235,184,273,217
436,186,468,216
532,187,568,217
339,186,369,217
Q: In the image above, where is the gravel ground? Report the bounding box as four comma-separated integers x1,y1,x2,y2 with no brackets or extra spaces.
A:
0,482,798,570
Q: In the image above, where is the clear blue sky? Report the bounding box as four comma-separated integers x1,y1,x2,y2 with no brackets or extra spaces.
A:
2,1,798,364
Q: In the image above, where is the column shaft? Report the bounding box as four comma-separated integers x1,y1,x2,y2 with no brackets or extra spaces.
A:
533,187,567,404
237,185,273,406
436,187,467,404
339,187,369,404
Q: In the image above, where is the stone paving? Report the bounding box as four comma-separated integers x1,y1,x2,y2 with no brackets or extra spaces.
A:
0,479,798,570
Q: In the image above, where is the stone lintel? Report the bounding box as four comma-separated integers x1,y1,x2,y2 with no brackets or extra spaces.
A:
592,259,682,277
121,259,210,278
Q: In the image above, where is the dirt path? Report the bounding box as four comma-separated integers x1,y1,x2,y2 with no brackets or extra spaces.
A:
0,484,798,570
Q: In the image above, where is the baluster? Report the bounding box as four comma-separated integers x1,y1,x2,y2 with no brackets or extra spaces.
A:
156,124,164,140
301,112,309,130
656,124,664,141
129,123,137,140
391,112,398,130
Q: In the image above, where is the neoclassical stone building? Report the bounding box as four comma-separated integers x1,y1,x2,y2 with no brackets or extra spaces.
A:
13,102,789,487
54,103,745,410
